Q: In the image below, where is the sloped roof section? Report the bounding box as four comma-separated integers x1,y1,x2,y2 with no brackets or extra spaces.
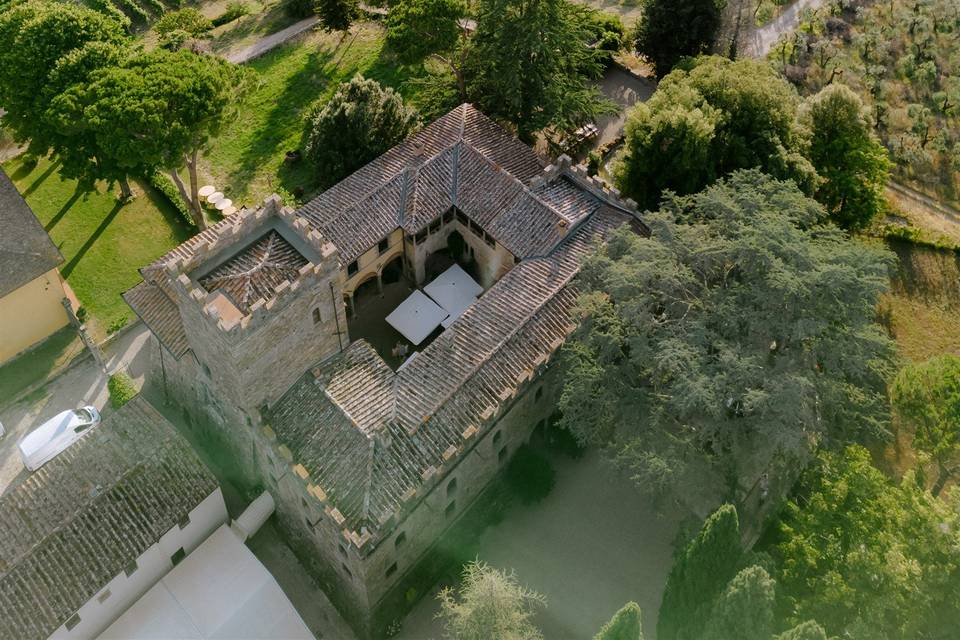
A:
0,168,63,298
0,397,218,640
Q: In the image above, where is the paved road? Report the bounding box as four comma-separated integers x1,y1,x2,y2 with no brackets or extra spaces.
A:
744,0,827,58
0,324,152,496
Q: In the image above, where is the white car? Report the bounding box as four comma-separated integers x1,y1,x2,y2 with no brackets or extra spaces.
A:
18,406,102,471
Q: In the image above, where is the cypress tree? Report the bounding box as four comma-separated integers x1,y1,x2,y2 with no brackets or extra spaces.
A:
594,602,644,640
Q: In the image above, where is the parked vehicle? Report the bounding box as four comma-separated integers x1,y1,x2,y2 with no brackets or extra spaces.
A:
18,406,101,471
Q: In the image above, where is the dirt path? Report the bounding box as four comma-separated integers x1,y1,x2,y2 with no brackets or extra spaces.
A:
224,15,318,64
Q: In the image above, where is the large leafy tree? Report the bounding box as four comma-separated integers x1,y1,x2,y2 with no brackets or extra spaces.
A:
634,0,724,78
799,83,891,230
58,49,241,227
614,57,817,209
560,171,896,495
466,0,611,142
437,561,545,640
892,354,960,496
304,75,420,188
594,602,644,640
0,1,126,154
314,0,359,33
772,446,960,638
658,505,743,640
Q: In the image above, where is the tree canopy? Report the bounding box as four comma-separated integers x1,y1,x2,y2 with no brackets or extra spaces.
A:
437,561,545,640
594,601,644,640
634,0,724,78
304,75,420,189
386,0,469,100
799,83,891,230
559,170,897,497
613,56,817,209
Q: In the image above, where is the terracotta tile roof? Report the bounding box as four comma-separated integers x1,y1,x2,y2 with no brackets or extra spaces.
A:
123,282,190,358
0,398,217,640
0,168,63,298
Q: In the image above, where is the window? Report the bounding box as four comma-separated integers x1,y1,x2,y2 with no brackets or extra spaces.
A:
469,220,483,237
178,513,191,529
493,430,502,445
484,232,496,248
342,563,353,578
124,559,138,578
171,548,186,566
312,308,322,324
443,210,454,224
429,220,441,234
347,261,359,277
386,562,398,578
447,477,457,496
445,500,456,518
514,255,521,264
65,614,81,632
498,446,508,464
414,230,427,244
338,543,348,558
97,589,112,604
378,237,390,255
395,531,407,547
535,386,543,402
456,210,468,225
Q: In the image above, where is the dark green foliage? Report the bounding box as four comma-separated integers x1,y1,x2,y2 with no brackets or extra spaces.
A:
304,76,420,188
212,1,249,26
545,421,586,459
386,0,465,63
774,621,828,640
560,171,896,497
154,8,212,35
614,56,817,209
314,0,358,32
580,7,625,67
594,602,644,640
149,172,197,227
658,505,743,640
702,566,775,640
466,0,611,142
108,372,138,408
284,0,314,18
634,0,724,77
505,445,555,505
799,83,891,230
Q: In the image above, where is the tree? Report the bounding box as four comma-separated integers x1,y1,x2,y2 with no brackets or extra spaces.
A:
314,0,358,33
385,0,470,101
466,0,611,142
799,83,891,230
614,56,817,209
0,1,127,152
658,505,743,640
703,566,775,640
559,171,897,498
594,602,644,640
437,561,545,640
634,0,724,78
61,49,241,227
774,621,828,640
772,446,960,638
154,8,212,36
304,76,420,188
892,354,960,496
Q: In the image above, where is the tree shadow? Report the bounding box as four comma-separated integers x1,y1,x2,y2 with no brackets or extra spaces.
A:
61,200,124,278
44,184,85,232
136,177,196,242
21,158,62,197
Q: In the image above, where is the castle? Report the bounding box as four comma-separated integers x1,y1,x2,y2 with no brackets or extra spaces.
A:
124,104,648,637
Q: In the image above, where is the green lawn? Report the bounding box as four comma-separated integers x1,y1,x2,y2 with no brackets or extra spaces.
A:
3,156,194,339
200,22,437,205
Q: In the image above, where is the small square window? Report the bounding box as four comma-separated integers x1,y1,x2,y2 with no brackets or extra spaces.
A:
493,430,502,445
347,261,359,277
178,513,191,529
171,548,186,566
447,477,457,496
342,563,353,578
484,232,496,248
429,220,441,234
514,255,521,264
395,531,407,547
386,562,398,577
65,614,81,632
97,589,112,604
414,230,427,244
124,559,138,577
443,210,454,224
535,387,543,401
469,220,483,237
498,446,508,464
445,500,456,518
312,308,322,324
378,238,390,254
456,210,468,225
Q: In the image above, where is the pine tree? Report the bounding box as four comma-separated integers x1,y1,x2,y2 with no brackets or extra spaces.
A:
594,602,644,640
703,566,775,640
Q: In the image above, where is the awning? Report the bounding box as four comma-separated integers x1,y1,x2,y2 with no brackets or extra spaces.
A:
424,264,482,328
385,290,449,345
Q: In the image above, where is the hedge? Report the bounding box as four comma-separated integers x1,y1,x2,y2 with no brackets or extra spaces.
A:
108,372,138,409
149,172,196,228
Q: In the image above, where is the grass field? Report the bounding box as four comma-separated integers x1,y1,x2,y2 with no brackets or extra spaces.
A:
200,22,436,206
3,156,194,339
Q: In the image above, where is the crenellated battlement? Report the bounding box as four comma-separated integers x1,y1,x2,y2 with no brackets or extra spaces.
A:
530,154,640,215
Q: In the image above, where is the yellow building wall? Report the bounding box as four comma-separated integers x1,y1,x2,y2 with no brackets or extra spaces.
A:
0,269,69,364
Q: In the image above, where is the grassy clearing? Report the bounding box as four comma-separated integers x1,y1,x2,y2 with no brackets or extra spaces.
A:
0,327,84,405
200,22,436,206
3,156,194,339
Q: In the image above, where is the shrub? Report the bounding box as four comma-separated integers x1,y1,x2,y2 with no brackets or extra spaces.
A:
505,445,556,504
212,2,250,27
546,422,586,459
285,0,315,18
108,372,138,408
155,8,212,36
149,172,196,227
